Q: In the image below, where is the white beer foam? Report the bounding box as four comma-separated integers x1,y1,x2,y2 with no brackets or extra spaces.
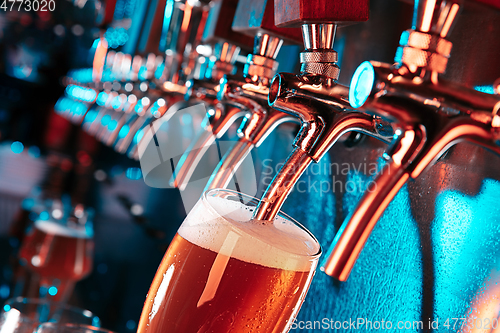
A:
34,220,93,239
178,196,320,272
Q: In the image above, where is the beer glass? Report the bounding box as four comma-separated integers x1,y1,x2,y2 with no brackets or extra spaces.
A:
18,205,94,303
137,189,321,333
0,298,100,333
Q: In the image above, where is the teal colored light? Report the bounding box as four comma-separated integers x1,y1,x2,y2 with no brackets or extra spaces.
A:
126,167,142,180
48,286,58,296
108,120,118,131
118,125,130,139
39,211,49,221
217,77,228,101
432,179,500,328
74,103,87,116
112,97,122,109
126,320,136,330
101,115,111,126
97,92,108,106
28,146,40,158
474,85,496,95
65,85,74,97
0,284,9,299
154,63,165,80
84,110,98,124
349,61,375,108
138,67,148,81
22,198,35,210
11,141,24,154
3,305,10,312
149,104,159,115
134,129,144,143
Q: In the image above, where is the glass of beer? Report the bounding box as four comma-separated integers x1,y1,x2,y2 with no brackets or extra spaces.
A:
137,189,321,333
1,297,100,333
18,204,94,302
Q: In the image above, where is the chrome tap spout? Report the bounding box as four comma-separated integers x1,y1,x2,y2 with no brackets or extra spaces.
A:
253,24,392,222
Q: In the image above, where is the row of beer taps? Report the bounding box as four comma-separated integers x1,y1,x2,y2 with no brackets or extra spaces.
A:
58,0,500,281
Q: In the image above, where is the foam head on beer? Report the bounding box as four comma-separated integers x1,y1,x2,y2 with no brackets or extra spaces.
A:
33,219,93,239
179,194,320,272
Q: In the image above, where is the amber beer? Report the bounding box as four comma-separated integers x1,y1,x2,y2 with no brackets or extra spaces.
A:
19,219,93,283
138,189,321,333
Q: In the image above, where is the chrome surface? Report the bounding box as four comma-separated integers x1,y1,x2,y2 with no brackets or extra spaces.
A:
171,33,295,190
253,22,391,221
323,0,500,281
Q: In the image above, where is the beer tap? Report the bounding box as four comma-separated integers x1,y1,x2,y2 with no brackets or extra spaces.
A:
251,1,393,221
321,0,500,281
104,0,218,155
171,0,304,191
122,0,257,161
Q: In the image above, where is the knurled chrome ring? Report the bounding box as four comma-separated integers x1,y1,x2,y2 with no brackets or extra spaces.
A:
301,62,340,80
244,64,276,79
400,30,452,58
398,46,448,73
246,54,279,70
300,51,338,63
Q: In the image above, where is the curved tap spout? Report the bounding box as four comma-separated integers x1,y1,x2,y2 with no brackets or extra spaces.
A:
170,102,248,190
323,94,500,280
172,33,292,191
322,6,500,279
204,77,297,191
252,73,392,222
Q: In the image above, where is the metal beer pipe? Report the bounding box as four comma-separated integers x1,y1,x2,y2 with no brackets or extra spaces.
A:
252,21,392,221
322,0,500,281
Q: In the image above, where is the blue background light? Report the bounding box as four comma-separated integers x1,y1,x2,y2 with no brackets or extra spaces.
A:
349,61,375,109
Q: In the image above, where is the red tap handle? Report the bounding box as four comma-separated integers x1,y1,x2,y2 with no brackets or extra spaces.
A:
274,0,369,27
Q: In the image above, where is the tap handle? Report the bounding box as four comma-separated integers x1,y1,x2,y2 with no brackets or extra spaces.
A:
275,0,369,27
275,0,369,79
231,0,303,44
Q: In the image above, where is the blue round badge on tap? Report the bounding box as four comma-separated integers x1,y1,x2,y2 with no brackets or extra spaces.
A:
349,61,375,109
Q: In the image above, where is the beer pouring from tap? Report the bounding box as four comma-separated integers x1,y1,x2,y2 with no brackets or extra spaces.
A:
322,0,500,281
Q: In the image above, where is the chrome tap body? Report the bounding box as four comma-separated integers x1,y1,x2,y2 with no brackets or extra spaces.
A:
253,23,392,221
322,0,500,281
172,33,295,190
